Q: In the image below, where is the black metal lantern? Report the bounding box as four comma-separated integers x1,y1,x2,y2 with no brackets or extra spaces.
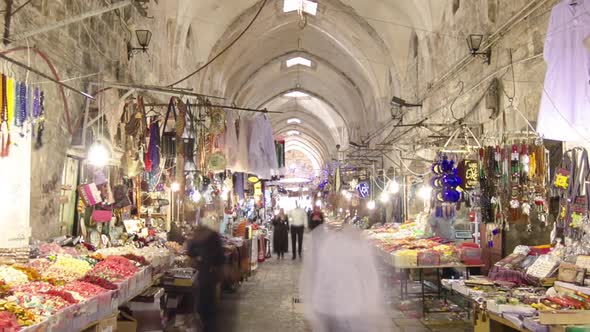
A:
127,29,152,60
466,34,491,65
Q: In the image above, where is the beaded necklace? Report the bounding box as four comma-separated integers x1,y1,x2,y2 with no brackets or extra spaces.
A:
17,82,26,127
0,74,7,157
14,81,20,127
6,77,14,131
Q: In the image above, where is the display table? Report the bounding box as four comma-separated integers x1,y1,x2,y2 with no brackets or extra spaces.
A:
394,264,484,316
17,266,165,332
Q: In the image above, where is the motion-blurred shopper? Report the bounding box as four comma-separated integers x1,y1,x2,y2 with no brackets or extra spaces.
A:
308,205,325,230
300,224,392,332
187,226,225,332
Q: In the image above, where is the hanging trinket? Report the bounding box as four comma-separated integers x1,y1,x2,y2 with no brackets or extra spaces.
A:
494,146,502,177
511,144,520,178
520,144,530,179
34,90,45,150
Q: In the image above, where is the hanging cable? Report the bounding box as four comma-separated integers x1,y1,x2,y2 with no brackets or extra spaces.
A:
167,0,268,87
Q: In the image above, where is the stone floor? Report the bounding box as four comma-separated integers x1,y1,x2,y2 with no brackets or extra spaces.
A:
213,252,474,332
217,256,308,332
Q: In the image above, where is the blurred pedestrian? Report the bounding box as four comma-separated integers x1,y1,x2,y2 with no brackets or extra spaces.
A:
187,226,225,332
272,208,289,259
300,224,392,332
289,201,307,259
309,205,325,230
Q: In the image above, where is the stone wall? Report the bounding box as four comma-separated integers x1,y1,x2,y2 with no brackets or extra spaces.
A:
385,0,561,253
0,0,198,239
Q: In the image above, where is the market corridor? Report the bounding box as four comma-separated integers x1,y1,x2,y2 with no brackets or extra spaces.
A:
217,258,308,332
213,250,473,332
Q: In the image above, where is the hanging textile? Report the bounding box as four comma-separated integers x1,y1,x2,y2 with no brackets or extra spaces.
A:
224,111,240,171
146,120,160,172
275,140,285,175
235,116,251,173
537,0,590,142
248,115,278,180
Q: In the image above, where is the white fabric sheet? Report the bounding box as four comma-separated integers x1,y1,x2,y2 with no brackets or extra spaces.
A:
538,0,590,142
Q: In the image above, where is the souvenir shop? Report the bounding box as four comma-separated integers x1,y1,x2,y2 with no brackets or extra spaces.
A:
0,59,285,331
323,1,590,330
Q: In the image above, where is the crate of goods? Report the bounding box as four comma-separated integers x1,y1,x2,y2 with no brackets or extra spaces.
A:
417,250,440,266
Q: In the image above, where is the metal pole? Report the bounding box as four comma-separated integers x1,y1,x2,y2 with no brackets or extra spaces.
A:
94,81,225,100
143,102,281,114
0,53,95,99
12,0,133,41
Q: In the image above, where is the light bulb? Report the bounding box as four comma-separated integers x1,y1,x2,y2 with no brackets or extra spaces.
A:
380,192,389,203
418,186,432,201
87,143,110,167
388,180,400,194
317,192,321,197
367,200,376,210
191,190,201,202
171,182,180,192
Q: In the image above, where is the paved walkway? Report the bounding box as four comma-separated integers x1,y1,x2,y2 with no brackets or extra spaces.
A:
217,256,308,332
214,243,473,332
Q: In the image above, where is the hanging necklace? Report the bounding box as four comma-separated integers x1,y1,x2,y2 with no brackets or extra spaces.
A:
18,82,26,127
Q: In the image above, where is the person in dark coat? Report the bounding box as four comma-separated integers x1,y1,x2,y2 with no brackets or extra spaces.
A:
272,208,289,259
309,205,325,230
187,226,225,332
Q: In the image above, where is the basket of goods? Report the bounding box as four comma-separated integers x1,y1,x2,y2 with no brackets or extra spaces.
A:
393,250,418,267
42,256,92,283
417,250,441,266
0,299,39,328
432,245,460,264
460,243,483,265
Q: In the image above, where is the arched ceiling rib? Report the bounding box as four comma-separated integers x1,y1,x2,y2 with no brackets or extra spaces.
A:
150,0,445,170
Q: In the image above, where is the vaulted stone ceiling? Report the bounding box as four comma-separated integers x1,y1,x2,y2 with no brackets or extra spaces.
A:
147,0,446,169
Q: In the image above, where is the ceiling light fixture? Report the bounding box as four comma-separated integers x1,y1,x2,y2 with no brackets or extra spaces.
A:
466,34,492,65
283,0,318,15
287,118,302,124
287,130,301,136
284,90,309,98
286,56,312,68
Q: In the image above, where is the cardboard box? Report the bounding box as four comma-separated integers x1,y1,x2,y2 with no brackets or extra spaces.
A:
117,311,138,332
540,310,590,325
97,312,118,332
81,312,118,332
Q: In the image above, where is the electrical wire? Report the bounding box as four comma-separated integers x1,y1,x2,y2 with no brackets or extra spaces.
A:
167,0,268,87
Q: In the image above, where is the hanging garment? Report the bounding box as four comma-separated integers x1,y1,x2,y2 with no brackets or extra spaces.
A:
537,0,590,142
262,117,279,176
146,120,160,172
234,116,251,173
248,115,277,179
224,111,240,171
